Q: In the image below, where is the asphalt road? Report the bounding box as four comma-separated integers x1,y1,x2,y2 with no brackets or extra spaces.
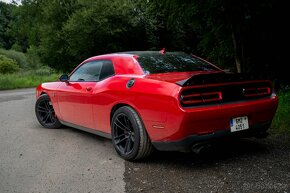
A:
0,88,125,193
1,88,289,193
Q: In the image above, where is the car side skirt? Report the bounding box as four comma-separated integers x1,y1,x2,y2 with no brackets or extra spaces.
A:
60,120,112,139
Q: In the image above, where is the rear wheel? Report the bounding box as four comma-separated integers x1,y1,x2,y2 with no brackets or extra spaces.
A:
111,106,153,161
35,94,62,129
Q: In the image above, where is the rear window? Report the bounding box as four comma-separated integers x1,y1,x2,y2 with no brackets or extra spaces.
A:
136,52,219,74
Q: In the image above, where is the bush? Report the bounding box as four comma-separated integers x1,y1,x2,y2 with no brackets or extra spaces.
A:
11,43,23,52
34,66,55,76
0,54,20,74
271,89,290,135
0,49,29,68
0,48,43,69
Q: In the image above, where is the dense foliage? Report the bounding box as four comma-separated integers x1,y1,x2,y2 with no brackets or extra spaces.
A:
0,0,288,84
0,54,20,73
272,89,290,135
0,48,29,68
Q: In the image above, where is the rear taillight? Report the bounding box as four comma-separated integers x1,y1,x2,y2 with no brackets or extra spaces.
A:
181,91,222,105
243,87,271,97
179,81,273,107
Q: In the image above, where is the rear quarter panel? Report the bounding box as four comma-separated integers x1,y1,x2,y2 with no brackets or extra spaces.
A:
91,75,179,135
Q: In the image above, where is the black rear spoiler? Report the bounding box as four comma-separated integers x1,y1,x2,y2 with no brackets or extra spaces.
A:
176,72,268,86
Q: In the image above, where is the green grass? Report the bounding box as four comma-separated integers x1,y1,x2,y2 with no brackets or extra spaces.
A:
271,89,290,136
0,48,61,90
0,70,60,90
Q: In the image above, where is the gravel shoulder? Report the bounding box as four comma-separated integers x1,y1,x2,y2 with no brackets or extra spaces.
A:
125,136,290,193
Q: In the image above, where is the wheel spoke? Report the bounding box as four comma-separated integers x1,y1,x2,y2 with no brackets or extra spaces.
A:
38,106,47,111
115,117,130,131
114,121,126,131
38,109,47,113
44,100,50,110
42,113,49,123
115,136,127,145
48,113,55,123
124,115,130,128
116,117,130,130
47,114,52,123
114,133,126,140
124,136,131,153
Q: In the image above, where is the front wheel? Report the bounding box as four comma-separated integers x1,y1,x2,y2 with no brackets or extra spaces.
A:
111,106,153,161
35,94,62,129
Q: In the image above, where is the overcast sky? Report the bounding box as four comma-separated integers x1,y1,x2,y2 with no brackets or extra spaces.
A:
0,0,21,4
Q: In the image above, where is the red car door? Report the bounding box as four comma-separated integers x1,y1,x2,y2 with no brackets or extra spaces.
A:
57,81,96,129
57,60,106,129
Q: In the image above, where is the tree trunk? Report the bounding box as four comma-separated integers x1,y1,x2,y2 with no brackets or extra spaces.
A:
231,31,242,73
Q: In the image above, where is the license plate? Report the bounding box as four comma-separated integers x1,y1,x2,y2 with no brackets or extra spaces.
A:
230,116,249,132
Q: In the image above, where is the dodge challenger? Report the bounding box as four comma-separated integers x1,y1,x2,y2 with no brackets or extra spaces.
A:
35,51,278,160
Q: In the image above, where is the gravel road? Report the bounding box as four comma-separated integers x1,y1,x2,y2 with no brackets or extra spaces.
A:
0,88,289,193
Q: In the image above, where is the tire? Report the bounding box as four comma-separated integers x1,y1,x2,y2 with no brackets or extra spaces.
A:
111,106,153,161
35,94,62,129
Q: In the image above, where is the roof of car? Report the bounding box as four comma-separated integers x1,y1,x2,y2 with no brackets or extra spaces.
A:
83,51,188,63
117,51,186,56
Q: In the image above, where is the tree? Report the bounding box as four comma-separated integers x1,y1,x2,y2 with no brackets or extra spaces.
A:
0,2,16,49
36,0,157,71
3,0,288,83
147,0,282,75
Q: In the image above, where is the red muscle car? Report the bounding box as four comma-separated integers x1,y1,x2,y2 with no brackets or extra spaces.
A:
35,51,278,160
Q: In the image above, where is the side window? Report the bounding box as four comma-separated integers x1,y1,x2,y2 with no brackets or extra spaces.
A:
69,60,114,82
99,60,115,80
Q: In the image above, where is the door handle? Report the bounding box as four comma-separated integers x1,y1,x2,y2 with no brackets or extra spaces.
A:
86,87,92,91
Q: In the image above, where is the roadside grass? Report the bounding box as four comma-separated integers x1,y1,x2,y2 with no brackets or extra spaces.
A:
0,49,61,90
271,89,290,136
0,70,60,90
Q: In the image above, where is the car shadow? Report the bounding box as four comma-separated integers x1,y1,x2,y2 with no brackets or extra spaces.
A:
139,138,271,167
57,125,274,166
34,123,285,167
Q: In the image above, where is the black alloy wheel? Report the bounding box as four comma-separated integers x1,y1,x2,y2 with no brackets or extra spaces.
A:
111,106,153,161
35,94,61,129
113,113,135,155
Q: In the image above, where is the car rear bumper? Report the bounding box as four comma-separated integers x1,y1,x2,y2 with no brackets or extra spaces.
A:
152,120,271,151
146,96,278,143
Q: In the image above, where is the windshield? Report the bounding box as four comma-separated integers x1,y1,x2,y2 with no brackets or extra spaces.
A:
136,52,219,74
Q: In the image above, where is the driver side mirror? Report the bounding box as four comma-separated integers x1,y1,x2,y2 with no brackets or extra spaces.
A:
59,74,69,82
